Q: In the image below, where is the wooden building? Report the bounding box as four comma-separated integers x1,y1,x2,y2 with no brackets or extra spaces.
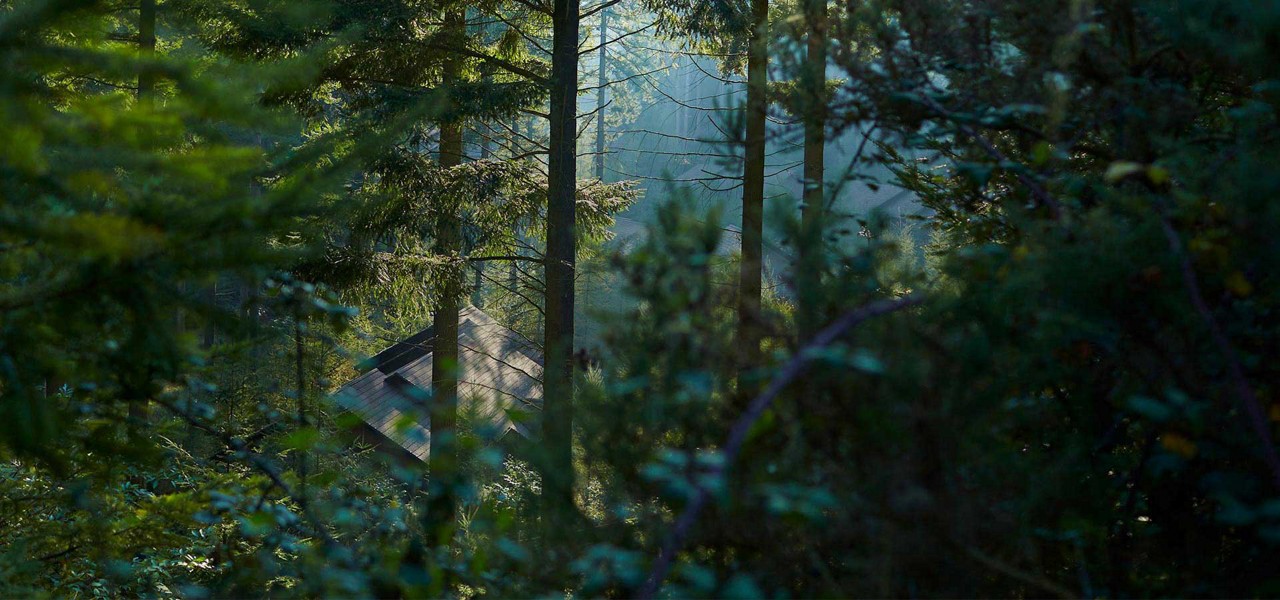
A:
334,306,542,462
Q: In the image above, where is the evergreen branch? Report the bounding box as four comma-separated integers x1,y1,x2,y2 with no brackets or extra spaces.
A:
468,255,544,263
508,0,552,16
421,42,550,87
916,94,1064,220
156,398,343,551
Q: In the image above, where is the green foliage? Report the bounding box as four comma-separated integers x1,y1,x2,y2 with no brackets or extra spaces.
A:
5,0,1280,597
0,0,331,470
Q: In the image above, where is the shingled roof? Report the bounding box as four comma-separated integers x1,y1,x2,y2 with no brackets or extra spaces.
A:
334,306,542,462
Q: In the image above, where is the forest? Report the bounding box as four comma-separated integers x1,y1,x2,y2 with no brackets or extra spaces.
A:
3,0,1280,597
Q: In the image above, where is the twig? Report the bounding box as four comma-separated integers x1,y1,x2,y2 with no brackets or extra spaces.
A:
38,545,81,563
156,399,341,549
917,95,1064,220
579,0,621,20
960,546,1075,599
468,255,545,264
578,22,657,56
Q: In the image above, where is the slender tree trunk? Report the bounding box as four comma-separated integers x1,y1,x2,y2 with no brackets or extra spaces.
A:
294,318,307,503
509,225,520,296
737,0,768,385
131,0,156,428
542,0,580,531
474,62,492,310
203,281,218,348
138,0,155,101
798,0,826,338
428,8,465,546
594,7,608,181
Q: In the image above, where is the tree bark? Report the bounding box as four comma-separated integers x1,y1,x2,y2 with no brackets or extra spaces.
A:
798,0,826,338
131,0,156,428
428,8,465,545
138,0,155,102
737,0,768,385
594,6,608,181
294,318,307,503
474,53,492,310
542,0,580,531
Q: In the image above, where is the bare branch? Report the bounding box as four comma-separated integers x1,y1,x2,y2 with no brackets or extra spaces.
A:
577,97,613,121
579,22,657,56
579,66,670,93
468,255,545,263
579,0,621,20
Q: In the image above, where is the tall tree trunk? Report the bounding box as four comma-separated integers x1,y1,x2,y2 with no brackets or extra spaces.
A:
203,280,218,348
542,0,580,531
131,0,156,428
474,60,492,309
138,0,155,101
737,0,768,385
594,7,608,181
798,0,826,338
428,8,465,546
294,318,307,503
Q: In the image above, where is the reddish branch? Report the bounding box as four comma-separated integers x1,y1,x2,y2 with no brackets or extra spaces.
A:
1157,213,1280,491
637,294,923,598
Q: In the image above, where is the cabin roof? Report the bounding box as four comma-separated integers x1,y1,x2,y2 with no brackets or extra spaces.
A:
334,306,542,462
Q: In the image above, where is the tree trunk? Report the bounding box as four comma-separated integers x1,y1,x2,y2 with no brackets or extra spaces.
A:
131,0,156,428
428,8,465,546
294,319,307,503
737,0,768,385
594,7,608,181
542,0,580,531
138,0,155,101
798,0,826,338
475,61,492,310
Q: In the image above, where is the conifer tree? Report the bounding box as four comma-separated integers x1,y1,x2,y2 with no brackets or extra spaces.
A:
428,6,465,544
0,0,346,476
796,0,826,338
540,0,581,532
643,0,772,382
